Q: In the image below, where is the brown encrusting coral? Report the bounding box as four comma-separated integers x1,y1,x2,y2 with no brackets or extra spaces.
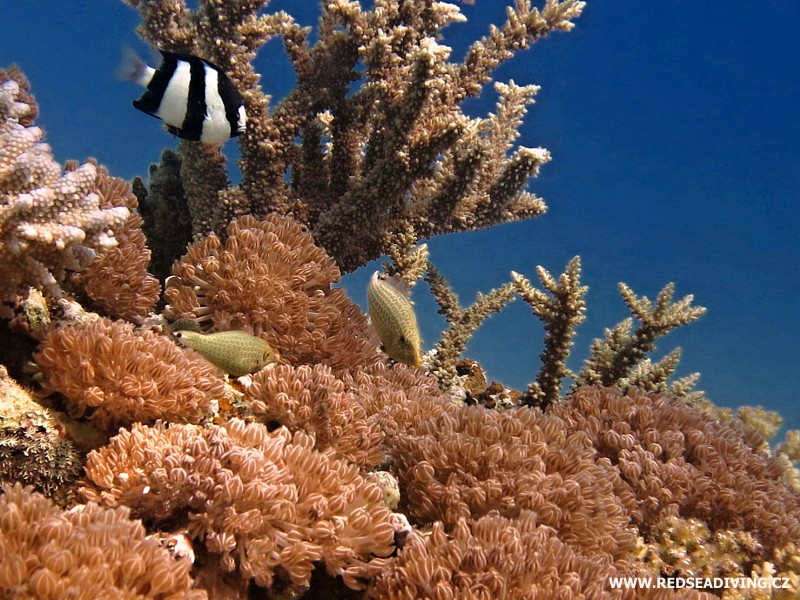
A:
33,316,224,430
0,366,82,507
643,514,800,597
164,214,379,371
0,484,205,599
81,418,397,590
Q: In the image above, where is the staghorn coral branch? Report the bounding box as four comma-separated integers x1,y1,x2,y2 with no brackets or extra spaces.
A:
384,233,430,284
512,255,587,408
425,261,516,389
454,0,585,100
616,346,702,400
176,140,232,236
576,281,707,389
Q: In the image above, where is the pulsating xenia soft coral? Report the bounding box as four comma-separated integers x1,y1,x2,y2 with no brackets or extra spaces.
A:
0,67,130,313
0,484,205,599
164,213,380,371
33,316,225,431
81,418,397,590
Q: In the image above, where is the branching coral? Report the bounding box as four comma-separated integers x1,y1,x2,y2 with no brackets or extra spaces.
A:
424,259,702,405
33,316,224,430
81,418,396,590
122,0,584,272
0,67,130,313
512,255,587,408
164,214,379,371
0,484,205,599
576,282,706,394
425,260,517,390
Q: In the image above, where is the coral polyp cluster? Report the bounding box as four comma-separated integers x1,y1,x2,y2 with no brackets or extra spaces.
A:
0,484,204,598
34,316,224,431
164,214,378,371
81,418,396,590
1,0,799,598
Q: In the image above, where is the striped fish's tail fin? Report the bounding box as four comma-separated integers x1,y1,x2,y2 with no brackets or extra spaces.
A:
117,45,153,87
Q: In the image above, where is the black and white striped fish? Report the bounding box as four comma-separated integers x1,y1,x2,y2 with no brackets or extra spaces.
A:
121,48,246,144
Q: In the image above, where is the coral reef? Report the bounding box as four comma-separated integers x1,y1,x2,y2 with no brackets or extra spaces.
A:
512,255,587,408
644,515,800,598
71,164,161,323
373,512,632,600
0,483,205,598
0,67,131,314
425,260,517,388
0,366,82,507
371,381,640,560
245,363,385,468
550,387,800,549
1,1,799,598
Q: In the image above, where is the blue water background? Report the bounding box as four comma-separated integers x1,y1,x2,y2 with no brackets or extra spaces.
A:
1,1,797,432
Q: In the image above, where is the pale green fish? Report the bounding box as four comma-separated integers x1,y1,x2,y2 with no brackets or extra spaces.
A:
367,271,423,367
173,330,279,376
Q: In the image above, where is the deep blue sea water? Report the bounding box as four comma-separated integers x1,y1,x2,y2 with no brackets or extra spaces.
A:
1,1,797,433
